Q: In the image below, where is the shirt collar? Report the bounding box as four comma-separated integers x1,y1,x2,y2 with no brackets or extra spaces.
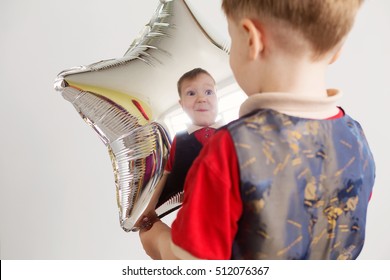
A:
186,119,225,134
239,89,342,119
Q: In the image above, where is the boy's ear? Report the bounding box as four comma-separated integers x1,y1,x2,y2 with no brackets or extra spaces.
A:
178,99,183,107
240,18,263,60
329,48,342,65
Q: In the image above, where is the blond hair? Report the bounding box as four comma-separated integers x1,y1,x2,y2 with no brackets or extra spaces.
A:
222,0,363,58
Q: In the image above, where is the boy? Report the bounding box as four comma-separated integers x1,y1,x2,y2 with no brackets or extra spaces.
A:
140,0,375,260
138,68,222,238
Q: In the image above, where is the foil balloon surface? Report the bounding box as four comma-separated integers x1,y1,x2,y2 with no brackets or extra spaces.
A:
54,0,231,232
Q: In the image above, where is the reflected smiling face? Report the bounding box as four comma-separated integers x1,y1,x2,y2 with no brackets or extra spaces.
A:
179,73,218,127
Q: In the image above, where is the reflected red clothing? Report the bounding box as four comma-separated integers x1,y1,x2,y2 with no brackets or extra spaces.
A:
165,127,217,172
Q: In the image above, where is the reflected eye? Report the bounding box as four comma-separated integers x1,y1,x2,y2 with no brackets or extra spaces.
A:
205,89,214,95
186,90,196,96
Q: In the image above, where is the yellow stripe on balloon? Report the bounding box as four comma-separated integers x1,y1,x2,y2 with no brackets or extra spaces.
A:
67,81,153,125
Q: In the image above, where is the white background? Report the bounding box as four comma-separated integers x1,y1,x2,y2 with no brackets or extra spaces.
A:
0,0,389,260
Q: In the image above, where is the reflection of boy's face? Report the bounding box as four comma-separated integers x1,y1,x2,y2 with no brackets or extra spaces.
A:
179,73,218,127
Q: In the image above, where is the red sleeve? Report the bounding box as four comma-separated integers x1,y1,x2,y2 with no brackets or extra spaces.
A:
171,129,242,259
165,136,177,172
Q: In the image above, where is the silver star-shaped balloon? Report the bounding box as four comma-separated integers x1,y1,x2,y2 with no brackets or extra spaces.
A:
54,0,231,232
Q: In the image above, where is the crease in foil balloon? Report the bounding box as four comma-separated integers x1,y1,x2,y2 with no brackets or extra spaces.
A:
54,0,232,232
61,87,171,232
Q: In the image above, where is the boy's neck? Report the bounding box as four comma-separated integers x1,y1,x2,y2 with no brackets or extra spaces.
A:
254,54,329,97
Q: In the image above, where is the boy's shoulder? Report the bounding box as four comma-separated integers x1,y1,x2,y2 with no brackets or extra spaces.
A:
225,108,365,137
224,108,276,130
174,130,191,142
176,130,189,137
